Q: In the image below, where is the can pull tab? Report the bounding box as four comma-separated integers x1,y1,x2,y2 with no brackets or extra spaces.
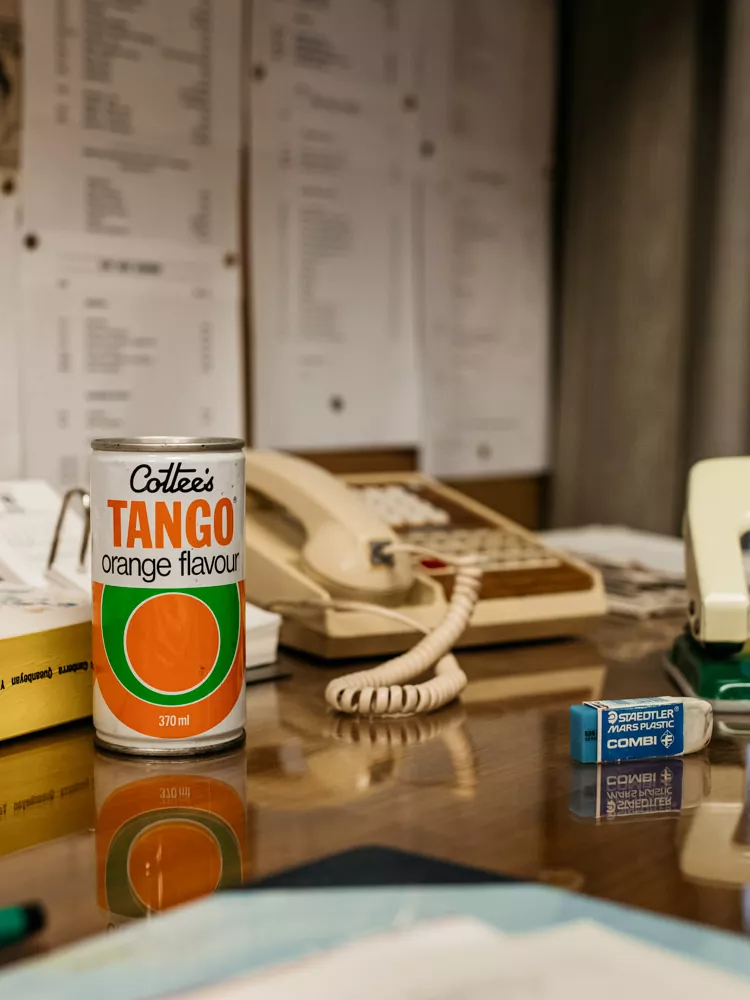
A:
47,487,91,574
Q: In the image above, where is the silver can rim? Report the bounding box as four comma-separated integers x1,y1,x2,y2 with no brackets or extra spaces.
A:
91,436,245,453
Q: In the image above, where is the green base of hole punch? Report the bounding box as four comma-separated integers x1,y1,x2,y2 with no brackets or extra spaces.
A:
665,628,750,713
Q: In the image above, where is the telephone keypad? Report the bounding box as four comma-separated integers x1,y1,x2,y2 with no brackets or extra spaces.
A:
351,483,562,573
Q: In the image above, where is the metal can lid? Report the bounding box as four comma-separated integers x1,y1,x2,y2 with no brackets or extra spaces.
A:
91,436,245,453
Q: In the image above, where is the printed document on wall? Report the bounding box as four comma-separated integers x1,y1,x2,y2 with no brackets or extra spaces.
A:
250,0,419,450
21,0,240,247
421,163,551,477
18,235,241,488
417,0,555,163
19,0,243,487
417,0,555,478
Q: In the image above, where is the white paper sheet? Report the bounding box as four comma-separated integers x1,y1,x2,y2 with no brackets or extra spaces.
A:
417,0,554,478
0,189,20,478
250,0,420,450
245,602,281,671
0,587,90,640
0,480,83,588
178,917,750,999
496,921,750,999
19,0,244,487
178,918,507,999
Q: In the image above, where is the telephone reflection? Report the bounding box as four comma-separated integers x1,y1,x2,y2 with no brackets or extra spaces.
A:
244,689,477,812
244,451,606,663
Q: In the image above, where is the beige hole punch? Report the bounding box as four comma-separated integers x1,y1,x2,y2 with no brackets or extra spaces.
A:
666,457,750,710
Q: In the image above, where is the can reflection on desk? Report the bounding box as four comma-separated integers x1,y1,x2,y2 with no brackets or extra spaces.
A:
95,750,247,926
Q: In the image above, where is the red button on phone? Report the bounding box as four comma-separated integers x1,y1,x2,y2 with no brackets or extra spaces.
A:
421,558,447,570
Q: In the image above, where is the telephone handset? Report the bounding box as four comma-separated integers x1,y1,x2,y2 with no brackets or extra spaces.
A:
244,451,412,602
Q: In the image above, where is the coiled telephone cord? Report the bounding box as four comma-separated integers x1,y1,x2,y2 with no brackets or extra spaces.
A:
271,545,484,718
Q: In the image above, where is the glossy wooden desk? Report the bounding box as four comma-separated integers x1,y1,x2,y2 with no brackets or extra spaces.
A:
0,615,747,969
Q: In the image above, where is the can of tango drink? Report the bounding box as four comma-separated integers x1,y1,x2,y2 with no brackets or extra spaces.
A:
91,437,246,755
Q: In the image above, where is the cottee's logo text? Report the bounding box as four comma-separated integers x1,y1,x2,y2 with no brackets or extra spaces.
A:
129,463,214,494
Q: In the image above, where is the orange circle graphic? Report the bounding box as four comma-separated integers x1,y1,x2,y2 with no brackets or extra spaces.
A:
125,593,219,694
127,821,223,911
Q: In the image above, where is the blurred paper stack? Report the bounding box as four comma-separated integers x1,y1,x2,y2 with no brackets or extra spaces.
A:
541,525,691,619
246,603,282,675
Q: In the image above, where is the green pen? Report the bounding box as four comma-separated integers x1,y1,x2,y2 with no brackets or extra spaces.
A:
0,903,45,947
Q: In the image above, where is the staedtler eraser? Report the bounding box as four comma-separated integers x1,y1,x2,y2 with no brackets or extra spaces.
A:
570,697,712,764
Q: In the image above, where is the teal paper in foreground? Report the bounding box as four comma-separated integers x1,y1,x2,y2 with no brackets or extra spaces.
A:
1,885,750,1000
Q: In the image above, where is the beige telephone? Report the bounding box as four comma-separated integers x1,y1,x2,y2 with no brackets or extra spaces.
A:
245,451,605,716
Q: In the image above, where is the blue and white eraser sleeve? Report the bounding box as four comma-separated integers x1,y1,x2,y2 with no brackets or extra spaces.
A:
570,697,712,764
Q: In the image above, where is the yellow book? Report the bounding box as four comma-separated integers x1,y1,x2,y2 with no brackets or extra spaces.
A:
0,589,93,743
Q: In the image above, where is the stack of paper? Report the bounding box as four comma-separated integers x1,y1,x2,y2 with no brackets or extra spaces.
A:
541,525,692,619
245,603,281,673
178,916,750,998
